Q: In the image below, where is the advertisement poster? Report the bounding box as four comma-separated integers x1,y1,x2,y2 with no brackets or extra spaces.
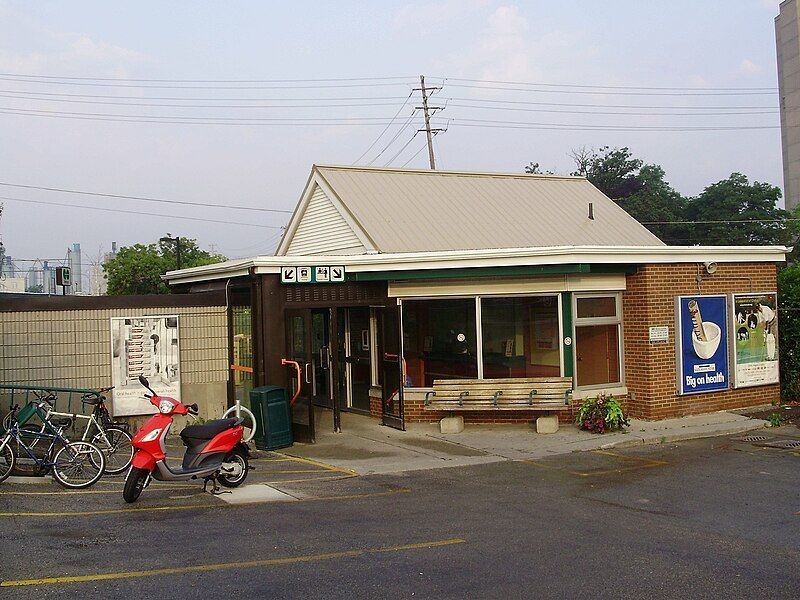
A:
110,316,181,416
732,292,779,388
676,295,729,395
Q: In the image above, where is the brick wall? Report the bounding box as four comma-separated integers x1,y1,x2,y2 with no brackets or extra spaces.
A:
622,262,779,420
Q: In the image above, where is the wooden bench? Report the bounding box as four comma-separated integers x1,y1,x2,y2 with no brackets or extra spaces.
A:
424,377,572,411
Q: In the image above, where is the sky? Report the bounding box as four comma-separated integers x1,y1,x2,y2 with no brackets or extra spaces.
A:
0,0,787,289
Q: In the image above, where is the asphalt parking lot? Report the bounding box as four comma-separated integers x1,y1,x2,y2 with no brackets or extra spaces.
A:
1,429,799,599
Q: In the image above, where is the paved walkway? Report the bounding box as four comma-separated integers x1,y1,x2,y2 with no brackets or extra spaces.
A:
284,409,769,475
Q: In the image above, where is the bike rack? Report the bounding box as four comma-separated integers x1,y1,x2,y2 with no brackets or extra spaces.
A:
0,383,99,416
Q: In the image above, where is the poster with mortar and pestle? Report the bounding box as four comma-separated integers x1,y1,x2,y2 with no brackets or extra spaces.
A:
676,295,730,395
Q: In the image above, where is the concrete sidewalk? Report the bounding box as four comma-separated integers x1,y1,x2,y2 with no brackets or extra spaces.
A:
283,409,769,475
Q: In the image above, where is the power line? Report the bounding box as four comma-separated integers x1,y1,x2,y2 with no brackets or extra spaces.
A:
447,96,779,110
352,92,413,164
4,72,774,91
446,82,778,96
0,196,282,228
0,107,424,126
0,73,416,83
383,131,420,167
451,119,781,132
0,106,410,122
401,139,432,168
442,76,777,92
366,109,419,165
0,94,412,109
0,89,413,101
0,76,415,90
641,219,798,225
448,102,778,117
0,182,293,214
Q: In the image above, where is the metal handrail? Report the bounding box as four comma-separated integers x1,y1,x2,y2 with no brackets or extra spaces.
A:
0,383,100,414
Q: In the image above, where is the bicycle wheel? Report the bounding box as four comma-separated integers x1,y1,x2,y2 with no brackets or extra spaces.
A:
52,441,105,489
0,442,15,483
222,405,257,443
91,427,133,475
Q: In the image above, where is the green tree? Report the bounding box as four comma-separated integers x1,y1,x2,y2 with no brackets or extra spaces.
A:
103,239,226,296
565,146,688,243
778,265,800,400
685,173,788,246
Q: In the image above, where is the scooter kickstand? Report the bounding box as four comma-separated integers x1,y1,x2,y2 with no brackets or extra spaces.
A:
203,476,230,496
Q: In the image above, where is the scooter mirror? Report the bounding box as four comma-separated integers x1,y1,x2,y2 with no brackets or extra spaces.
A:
138,375,150,388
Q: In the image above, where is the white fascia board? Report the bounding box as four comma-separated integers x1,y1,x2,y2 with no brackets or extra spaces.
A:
166,245,788,284
264,245,788,272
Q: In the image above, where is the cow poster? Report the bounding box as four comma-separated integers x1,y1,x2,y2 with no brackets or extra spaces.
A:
676,295,730,395
732,293,779,388
110,316,181,416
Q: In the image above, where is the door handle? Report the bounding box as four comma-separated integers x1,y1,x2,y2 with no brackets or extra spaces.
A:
304,362,311,383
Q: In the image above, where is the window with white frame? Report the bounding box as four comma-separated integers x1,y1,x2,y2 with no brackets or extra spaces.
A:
573,294,623,388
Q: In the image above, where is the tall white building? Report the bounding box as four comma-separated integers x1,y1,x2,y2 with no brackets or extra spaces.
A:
777,0,800,211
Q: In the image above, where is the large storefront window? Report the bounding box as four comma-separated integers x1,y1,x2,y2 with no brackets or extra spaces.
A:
402,298,478,387
481,296,561,378
574,294,623,387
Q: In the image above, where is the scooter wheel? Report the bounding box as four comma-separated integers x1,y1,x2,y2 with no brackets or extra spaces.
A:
218,449,248,488
123,466,150,503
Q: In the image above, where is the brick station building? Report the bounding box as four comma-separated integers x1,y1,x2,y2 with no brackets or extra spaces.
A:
166,166,785,441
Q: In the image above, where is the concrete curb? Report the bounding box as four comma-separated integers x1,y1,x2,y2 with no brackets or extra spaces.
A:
598,419,769,450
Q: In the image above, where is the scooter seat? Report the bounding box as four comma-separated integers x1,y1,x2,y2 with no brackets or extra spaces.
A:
180,418,242,441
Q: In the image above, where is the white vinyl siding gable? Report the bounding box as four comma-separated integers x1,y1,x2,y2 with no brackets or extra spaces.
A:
285,185,367,256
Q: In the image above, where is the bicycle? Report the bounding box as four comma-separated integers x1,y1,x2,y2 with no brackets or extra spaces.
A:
19,388,133,475
0,402,106,488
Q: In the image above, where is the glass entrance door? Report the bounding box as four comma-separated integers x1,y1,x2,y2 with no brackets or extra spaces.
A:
285,310,314,443
310,309,333,409
345,307,372,413
379,305,404,430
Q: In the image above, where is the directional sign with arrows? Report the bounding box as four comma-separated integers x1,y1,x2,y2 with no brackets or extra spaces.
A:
281,265,346,284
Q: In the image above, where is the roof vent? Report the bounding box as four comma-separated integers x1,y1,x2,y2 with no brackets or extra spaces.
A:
588,202,594,220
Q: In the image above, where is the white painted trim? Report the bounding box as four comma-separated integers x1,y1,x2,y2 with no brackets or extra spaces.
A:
388,273,626,298
164,244,788,284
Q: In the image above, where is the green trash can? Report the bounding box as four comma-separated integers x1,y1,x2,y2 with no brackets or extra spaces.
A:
249,386,293,450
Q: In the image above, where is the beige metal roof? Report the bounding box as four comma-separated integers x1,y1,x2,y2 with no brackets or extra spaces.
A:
306,165,664,253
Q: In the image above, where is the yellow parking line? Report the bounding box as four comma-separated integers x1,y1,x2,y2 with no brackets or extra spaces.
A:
0,487,410,518
521,452,668,478
255,469,333,475
590,450,670,465
0,537,464,587
273,452,357,476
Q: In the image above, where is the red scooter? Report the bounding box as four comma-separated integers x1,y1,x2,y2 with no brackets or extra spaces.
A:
123,375,250,503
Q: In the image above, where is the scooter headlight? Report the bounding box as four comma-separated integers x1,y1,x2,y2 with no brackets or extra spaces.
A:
141,428,162,442
158,399,174,414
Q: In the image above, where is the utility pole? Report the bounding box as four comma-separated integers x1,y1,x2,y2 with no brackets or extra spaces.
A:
414,75,445,170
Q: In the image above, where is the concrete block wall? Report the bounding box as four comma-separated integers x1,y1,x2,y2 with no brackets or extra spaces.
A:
622,262,780,420
0,306,229,420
